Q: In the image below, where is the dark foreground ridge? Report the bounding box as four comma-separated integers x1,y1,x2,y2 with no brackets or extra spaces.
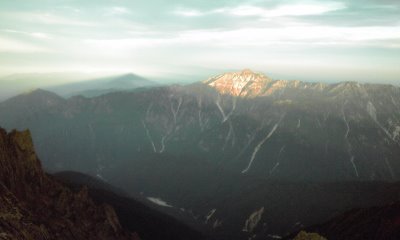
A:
0,127,208,240
0,128,136,239
55,171,209,240
288,201,400,240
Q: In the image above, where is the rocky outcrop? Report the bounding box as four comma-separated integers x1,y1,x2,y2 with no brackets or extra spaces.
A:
0,128,135,240
293,231,327,240
298,202,400,240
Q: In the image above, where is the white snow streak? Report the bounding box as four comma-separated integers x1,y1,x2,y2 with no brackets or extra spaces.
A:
350,156,359,177
242,207,264,233
213,219,222,228
367,101,377,121
171,97,183,124
147,197,173,208
198,109,205,131
224,98,237,122
142,120,156,152
205,209,217,223
267,235,282,239
367,101,397,142
343,112,350,139
269,162,280,176
297,119,301,129
269,145,285,176
215,96,236,123
223,122,235,150
393,126,400,140
159,135,167,153
215,98,227,122
385,158,395,180
242,123,279,174
342,105,359,177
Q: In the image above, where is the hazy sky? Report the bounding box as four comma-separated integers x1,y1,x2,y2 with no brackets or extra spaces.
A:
0,0,399,83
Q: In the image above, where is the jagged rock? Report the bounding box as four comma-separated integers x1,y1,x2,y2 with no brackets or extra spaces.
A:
0,128,134,239
293,231,327,240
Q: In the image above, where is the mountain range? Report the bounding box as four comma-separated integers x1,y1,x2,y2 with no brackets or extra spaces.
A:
0,69,399,239
47,73,157,98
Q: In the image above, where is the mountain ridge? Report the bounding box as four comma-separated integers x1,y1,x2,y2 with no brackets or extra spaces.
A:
1,70,400,239
203,69,399,98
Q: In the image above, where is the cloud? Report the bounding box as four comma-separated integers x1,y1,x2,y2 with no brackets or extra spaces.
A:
227,2,346,17
105,6,131,16
173,8,205,17
175,25,400,47
0,37,50,53
80,24,400,56
1,12,96,26
0,0,398,82
173,2,346,18
2,29,51,39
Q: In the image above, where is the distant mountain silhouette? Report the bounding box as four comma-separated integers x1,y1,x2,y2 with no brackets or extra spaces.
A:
47,73,157,97
0,72,108,101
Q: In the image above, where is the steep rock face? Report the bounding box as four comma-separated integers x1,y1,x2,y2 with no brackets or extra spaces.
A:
0,128,135,240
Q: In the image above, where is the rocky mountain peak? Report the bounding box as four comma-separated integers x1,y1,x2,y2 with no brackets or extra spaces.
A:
0,127,135,239
0,129,44,197
240,68,256,75
204,69,272,97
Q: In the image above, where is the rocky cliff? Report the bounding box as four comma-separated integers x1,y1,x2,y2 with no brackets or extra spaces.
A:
0,128,136,240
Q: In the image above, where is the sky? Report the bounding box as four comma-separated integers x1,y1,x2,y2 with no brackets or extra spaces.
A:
0,0,399,84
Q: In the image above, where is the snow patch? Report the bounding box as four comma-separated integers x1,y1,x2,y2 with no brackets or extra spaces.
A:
147,197,173,208
205,209,216,223
242,207,264,233
96,174,107,182
393,126,400,140
367,101,377,121
267,235,282,239
213,219,222,228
